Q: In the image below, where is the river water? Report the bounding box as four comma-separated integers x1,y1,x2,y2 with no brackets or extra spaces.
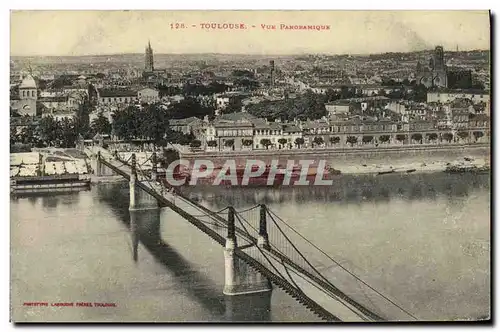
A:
11,172,490,322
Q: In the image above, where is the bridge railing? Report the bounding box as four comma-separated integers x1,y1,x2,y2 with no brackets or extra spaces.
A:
100,150,418,321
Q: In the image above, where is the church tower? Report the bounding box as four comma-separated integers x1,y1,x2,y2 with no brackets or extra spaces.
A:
145,40,154,72
433,46,445,71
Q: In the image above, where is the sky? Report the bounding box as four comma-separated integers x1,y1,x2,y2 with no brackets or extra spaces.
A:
10,10,490,56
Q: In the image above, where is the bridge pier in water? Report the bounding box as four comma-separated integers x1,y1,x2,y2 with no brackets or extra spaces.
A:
223,206,272,296
129,154,160,211
129,208,162,262
93,151,117,177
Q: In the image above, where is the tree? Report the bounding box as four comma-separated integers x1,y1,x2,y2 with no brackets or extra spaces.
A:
74,98,91,138
225,98,243,114
312,136,324,147
427,133,438,141
346,136,358,146
224,139,235,149
260,138,272,150
10,125,18,146
112,106,139,140
442,132,453,142
142,103,169,146
59,118,77,148
379,135,391,143
295,137,305,148
329,136,340,145
190,140,202,148
278,138,288,148
245,92,326,121
37,116,60,146
169,97,213,119
409,84,428,102
91,113,112,136
457,131,469,141
473,131,484,141
207,140,217,148
362,135,374,144
396,134,407,143
242,139,254,147
411,133,423,143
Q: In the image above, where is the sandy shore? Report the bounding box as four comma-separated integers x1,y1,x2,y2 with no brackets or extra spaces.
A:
90,175,127,184
336,157,489,175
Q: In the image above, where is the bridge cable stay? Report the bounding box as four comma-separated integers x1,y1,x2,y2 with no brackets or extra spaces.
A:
234,211,358,321
235,211,324,295
128,160,394,320
234,207,335,290
233,212,341,322
115,152,133,165
235,211,367,320
266,208,418,321
121,160,344,321
262,210,386,321
233,204,262,214
173,197,230,229
137,153,154,167
267,211,343,288
135,163,230,231
233,212,298,287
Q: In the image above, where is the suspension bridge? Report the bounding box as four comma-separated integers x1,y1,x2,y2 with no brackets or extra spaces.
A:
85,146,418,322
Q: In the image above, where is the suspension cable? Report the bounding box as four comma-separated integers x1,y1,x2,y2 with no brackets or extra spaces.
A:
234,204,261,214
235,211,363,321
267,208,418,321
267,211,335,287
234,213,289,282
136,163,229,229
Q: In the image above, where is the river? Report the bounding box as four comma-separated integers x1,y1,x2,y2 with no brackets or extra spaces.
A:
10,172,490,322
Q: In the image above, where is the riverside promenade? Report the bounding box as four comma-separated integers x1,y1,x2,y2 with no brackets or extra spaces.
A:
172,143,490,175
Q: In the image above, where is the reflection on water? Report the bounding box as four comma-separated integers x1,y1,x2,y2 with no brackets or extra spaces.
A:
11,171,490,322
128,209,272,322
180,172,490,209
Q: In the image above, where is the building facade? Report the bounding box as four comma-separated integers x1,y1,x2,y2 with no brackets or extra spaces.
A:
427,90,490,104
416,46,448,88
138,88,160,103
10,75,38,116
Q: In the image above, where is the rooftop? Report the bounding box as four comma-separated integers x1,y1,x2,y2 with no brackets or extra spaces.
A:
19,75,37,89
98,89,137,97
169,117,202,126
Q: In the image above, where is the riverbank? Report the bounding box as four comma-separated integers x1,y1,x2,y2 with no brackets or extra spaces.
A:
336,157,489,175
177,143,490,160
175,144,489,178
90,174,127,184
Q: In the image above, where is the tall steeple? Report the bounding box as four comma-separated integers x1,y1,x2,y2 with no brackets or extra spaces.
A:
145,40,154,72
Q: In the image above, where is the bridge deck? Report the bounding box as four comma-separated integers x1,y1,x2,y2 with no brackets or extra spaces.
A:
94,149,415,322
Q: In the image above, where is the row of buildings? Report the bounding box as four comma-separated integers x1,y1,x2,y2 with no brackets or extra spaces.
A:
171,111,490,152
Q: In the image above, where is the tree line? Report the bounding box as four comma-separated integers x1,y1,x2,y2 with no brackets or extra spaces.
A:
10,100,201,150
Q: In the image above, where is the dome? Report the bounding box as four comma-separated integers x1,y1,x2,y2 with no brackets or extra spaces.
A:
19,75,37,89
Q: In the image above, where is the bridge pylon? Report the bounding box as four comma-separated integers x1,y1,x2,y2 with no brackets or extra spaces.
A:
223,207,272,296
258,204,270,249
129,153,159,211
151,152,158,181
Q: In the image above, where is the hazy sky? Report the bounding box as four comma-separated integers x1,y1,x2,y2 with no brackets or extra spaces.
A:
10,10,490,56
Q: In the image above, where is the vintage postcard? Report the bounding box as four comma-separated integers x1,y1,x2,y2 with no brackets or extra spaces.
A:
10,10,490,323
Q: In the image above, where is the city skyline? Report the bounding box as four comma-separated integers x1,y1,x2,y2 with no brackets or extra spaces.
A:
11,10,490,57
